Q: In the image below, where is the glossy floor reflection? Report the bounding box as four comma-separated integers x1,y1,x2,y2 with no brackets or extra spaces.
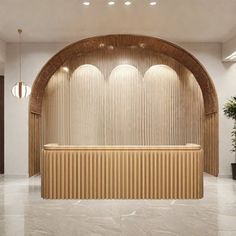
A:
0,174,236,236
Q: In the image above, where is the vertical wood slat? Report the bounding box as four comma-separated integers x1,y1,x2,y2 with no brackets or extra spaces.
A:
29,113,41,177
41,147,203,199
204,112,219,176
42,57,205,150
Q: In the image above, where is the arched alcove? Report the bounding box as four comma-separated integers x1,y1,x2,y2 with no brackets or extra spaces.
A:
29,35,218,177
107,65,143,145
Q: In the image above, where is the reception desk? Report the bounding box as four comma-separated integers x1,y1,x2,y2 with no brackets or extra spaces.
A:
41,145,203,199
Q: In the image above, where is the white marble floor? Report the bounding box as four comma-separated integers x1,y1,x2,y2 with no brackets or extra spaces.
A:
0,174,236,236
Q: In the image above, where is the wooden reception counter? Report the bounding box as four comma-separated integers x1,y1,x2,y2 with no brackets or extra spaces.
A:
41,145,203,199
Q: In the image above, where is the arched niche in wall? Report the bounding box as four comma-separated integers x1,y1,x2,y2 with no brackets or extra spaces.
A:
143,65,204,146
29,35,218,177
106,65,143,145
69,64,105,145
41,64,106,146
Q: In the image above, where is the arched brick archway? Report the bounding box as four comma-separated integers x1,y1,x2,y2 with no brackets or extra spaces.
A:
29,35,218,176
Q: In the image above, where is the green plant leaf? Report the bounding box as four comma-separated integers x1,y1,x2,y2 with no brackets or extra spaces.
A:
223,96,236,153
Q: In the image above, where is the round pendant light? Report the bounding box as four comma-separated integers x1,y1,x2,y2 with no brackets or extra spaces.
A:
12,29,31,99
12,81,31,98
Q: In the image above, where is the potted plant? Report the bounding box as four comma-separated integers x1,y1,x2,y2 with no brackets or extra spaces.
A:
223,96,236,180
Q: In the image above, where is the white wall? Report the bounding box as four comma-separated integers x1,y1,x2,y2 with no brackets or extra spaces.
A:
0,39,6,75
180,43,236,176
222,35,236,61
5,43,66,175
4,41,236,176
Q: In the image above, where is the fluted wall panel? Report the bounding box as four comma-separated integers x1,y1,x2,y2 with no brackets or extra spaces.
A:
144,65,204,145
41,50,204,148
204,113,219,176
37,48,218,177
29,35,219,178
41,147,203,199
70,65,105,145
41,70,70,145
106,65,143,145
29,113,41,176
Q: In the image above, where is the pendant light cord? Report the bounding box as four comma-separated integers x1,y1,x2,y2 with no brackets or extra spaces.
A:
18,29,22,82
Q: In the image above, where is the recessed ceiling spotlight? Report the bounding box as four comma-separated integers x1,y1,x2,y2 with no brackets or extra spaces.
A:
108,1,115,5
150,1,157,6
108,45,114,50
83,1,90,6
62,67,69,72
124,1,132,6
139,43,146,48
99,43,105,48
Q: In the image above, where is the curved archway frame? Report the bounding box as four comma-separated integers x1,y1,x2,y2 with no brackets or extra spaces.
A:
29,35,219,176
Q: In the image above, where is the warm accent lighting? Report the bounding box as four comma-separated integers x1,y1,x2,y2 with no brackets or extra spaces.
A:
108,1,115,5
108,45,114,50
150,1,157,6
124,1,132,6
225,51,236,60
99,43,105,48
83,1,90,6
12,81,31,99
62,66,69,72
139,42,146,48
12,29,31,99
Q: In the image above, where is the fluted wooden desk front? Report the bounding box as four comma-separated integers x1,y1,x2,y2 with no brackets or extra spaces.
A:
41,145,203,199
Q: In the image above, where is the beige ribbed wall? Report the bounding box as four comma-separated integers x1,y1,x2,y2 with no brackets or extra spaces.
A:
106,65,143,145
204,113,219,176
29,113,41,177
144,65,204,145
70,65,105,145
42,70,70,145
41,50,204,148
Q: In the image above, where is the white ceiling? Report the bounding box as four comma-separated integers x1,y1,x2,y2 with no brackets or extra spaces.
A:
0,0,236,43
